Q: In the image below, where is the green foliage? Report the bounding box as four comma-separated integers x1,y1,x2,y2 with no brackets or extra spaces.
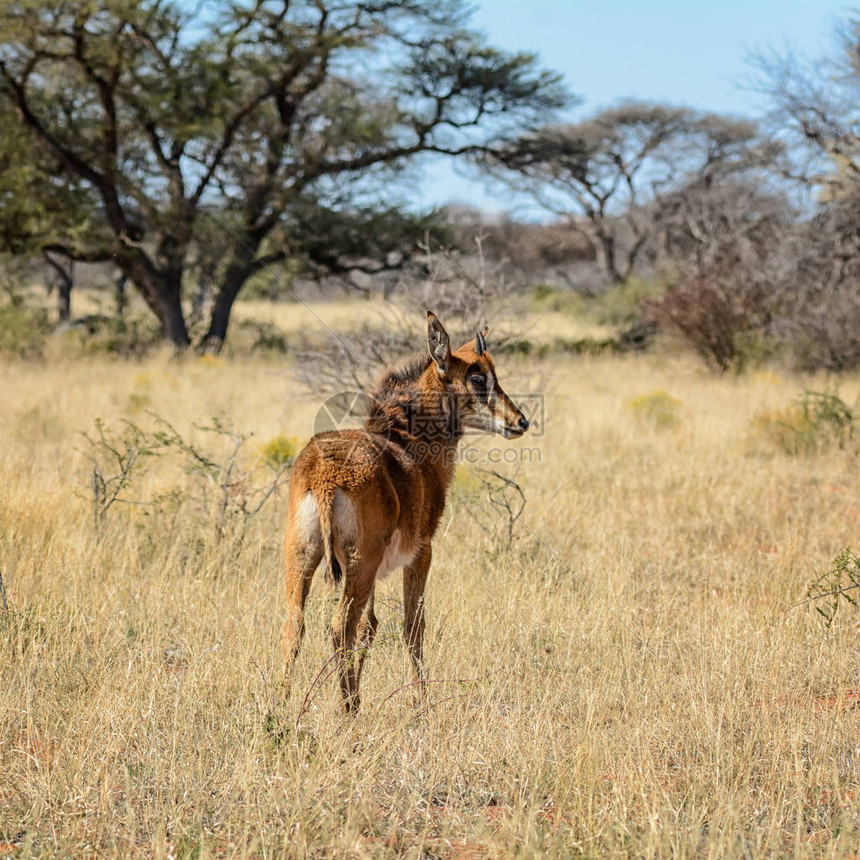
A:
56,314,163,359
501,332,653,358
804,547,860,627
626,389,683,429
731,330,783,369
0,301,49,358
236,261,300,301
227,319,290,356
287,201,452,276
588,277,664,327
751,389,854,456
260,435,303,468
451,466,526,552
450,464,485,499
0,101,107,262
531,283,558,303
801,389,855,441
528,283,585,315
0,0,568,348
84,413,293,544
84,418,164,533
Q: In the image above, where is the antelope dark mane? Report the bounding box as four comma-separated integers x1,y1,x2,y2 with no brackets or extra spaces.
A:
374,352,432,389
366,352,433,436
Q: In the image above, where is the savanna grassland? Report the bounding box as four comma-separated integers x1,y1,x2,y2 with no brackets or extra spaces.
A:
2,298,860,858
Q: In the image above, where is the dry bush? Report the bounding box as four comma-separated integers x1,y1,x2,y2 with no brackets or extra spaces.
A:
647,244,777,372
294,319,417,393
442,206,596,290
295,243,521,394
777,195,860,371
648,194,860,374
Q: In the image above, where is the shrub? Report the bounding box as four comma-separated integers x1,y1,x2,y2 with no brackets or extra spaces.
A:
84,414,293,542
647,246,776,373
804,547,860,627
450,464,484,499
529,284,586,315
450,466,526,551
0,301,50,358
627,389,683,429
588,277,664,327
750,389,854,456
531,283,558,303
648,277,765,372
751,406,815,456
260,435,302,468
56,313,162,359
227,319,290,355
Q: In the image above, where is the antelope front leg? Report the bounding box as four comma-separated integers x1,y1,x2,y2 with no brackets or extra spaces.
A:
403,543,431,700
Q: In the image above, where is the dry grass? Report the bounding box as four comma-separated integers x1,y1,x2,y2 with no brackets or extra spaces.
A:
2,310,860,858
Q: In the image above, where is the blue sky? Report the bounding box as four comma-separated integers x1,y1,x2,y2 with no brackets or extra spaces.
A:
418,0,853,211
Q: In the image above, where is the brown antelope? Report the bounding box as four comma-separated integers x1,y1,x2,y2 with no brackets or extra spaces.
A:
282,312,530,712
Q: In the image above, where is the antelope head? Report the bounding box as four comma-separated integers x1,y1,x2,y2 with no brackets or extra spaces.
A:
426,311,530,439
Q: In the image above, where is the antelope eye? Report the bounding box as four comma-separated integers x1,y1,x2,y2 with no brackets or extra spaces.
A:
469,374,486,388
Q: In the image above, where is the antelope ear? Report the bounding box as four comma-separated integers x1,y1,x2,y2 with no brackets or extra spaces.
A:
426,311,450,375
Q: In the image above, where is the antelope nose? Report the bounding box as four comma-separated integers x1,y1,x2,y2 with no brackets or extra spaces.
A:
518,415,530,433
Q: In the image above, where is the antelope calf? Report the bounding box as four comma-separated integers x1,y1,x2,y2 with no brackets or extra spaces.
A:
282,312,530,712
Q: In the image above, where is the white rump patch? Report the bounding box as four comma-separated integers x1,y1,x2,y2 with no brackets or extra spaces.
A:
295,492,321,544
331,488,357,544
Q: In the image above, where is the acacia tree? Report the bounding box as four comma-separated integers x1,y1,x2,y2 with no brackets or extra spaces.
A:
478,101,779,285
751,19,860,370
751,18,860,199
0,0,566,349
0,100,114,319
653,174,790,269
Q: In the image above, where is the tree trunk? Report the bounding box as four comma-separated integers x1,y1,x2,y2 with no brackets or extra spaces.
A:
158,288,191,348
622,236,648,283
117,252,191,349
200,274,242,353
44,253,74,321
598,233,624,286
58,269,72,322
115,273,128,319
199,242,260,352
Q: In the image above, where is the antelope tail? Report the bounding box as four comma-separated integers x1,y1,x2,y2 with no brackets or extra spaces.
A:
315,487,342,586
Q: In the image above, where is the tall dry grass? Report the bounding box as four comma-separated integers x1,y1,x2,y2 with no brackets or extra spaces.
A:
2,327,860,857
